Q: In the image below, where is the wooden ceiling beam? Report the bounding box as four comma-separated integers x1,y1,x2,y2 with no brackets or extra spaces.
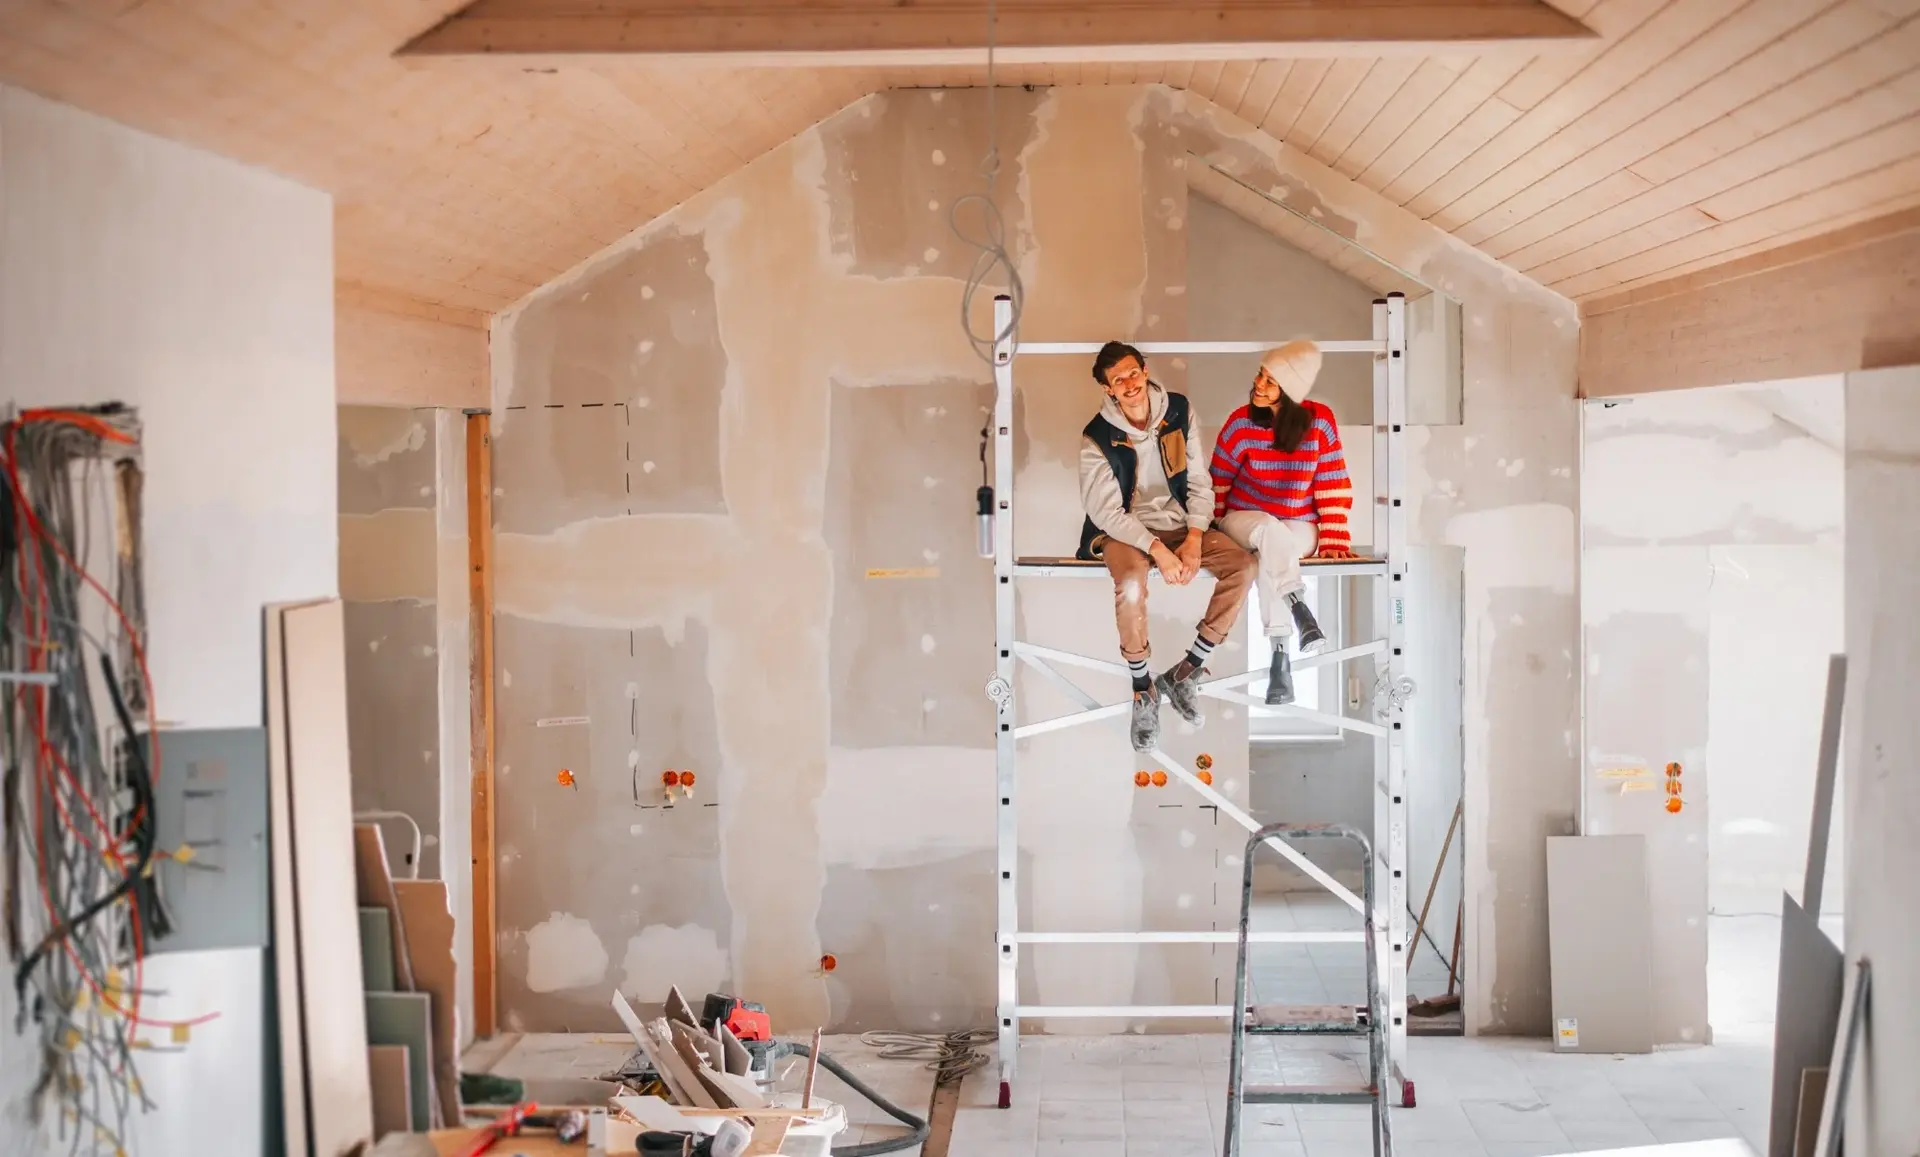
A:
396,1,1598,64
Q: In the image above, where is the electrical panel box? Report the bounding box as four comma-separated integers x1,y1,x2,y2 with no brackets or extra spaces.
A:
146,726,270,954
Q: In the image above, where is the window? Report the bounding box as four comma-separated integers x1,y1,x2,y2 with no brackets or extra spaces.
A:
1246,576,1345,743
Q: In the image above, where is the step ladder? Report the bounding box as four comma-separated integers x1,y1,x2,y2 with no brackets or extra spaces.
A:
1224,822,1394,1157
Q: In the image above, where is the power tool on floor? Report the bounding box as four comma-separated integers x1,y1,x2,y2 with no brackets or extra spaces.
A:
702,992,777,1078
701,992,772,1041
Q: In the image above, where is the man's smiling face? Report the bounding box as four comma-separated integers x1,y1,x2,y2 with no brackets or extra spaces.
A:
1102,355,1150,411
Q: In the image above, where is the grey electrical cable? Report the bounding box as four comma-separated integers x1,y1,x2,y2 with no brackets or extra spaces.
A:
857,1028,995,1084
0,407,152,1155
952,0,1023,365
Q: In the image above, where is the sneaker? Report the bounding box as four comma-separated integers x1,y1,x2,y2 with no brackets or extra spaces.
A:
1129,687,1161,752
1155,658,1206,728
1288,594,1326,651
1265,645,1295,706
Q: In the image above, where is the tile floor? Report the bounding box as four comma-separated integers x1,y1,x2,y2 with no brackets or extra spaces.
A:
469,900,1814,1155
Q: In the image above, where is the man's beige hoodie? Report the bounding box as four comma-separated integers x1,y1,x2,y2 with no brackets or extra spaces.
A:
1078,382,1215,555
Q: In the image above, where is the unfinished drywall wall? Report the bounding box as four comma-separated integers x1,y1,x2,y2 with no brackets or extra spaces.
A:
1581,380,1844,1045
490,84,1579,1038
337,404,478,1043
0,83,334,1153
1842,363,1920,1157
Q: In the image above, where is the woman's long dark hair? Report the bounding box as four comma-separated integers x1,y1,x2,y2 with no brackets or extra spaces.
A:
1250,389,1314,453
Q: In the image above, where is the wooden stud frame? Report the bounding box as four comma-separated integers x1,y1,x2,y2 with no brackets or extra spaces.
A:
466,411,499,1038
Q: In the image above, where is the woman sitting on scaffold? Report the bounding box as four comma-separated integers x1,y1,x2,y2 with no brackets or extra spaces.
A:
1208,340,1357,706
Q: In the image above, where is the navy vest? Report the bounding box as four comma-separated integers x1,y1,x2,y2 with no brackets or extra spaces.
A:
1076,390,1192,560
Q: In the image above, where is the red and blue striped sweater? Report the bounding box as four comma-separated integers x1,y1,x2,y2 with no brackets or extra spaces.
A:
1208,400,1353,552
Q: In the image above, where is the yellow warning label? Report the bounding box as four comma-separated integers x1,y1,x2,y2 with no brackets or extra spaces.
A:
1595,766,1650,779
865,567,940,580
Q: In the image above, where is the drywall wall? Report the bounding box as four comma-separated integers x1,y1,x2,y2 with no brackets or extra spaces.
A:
1842,364,1920,1157
1580,220,1920,399
0,84,334,1154
1581,380,1843,1045
337,405,477,1044
489,84,1579,1038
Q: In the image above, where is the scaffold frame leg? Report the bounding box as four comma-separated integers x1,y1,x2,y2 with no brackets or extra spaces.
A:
988,294,1416,1108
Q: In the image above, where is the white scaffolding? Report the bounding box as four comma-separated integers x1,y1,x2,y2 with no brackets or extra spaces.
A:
986,293,1414,1108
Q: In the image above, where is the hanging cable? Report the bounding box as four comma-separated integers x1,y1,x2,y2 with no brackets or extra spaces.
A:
952,0,1023,366
0,404,210,1155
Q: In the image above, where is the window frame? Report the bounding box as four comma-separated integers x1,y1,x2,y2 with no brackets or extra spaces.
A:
1246,575,1347,745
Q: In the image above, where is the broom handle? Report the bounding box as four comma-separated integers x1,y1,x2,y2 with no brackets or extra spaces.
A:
1445,895,1464,997
1407,799,1463,975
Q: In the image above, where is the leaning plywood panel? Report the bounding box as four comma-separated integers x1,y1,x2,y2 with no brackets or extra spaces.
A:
283,599,376,1153
394,878,462,1128
1546,834,1655,1054
264,604,310,1157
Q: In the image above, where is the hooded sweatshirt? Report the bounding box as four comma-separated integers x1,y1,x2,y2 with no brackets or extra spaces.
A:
1078,382,1215,555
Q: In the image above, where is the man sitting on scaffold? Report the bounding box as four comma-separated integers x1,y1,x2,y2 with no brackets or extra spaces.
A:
1076,341,1256,753
1208,340,1357,706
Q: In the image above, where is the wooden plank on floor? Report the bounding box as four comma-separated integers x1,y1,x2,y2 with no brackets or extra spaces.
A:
920,1079,963,1157
466,411,498,1039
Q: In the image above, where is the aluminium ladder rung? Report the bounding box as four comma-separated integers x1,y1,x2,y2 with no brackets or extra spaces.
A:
1243,1084,1379,1106
1246,1003,1368,1035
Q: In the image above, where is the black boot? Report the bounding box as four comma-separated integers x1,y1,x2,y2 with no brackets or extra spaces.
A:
1288,593,1326,651
1265,643,1294,706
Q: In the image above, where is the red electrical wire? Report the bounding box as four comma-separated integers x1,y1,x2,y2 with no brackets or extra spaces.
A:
3,416,219,1042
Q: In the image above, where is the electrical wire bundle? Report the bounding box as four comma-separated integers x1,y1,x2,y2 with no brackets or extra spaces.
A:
0,404,207,1155
952,0,1024,366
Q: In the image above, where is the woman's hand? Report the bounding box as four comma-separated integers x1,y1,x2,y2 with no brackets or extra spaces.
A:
1313,545,1359,561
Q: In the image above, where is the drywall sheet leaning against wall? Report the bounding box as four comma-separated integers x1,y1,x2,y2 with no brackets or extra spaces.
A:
267,599,375,1155
487,83,1580,1036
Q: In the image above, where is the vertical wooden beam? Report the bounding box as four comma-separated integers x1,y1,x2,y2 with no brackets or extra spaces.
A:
465,411,498,1038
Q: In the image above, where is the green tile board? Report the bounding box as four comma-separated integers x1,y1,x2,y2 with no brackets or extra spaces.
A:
359,908,396,993
365,992,432,1132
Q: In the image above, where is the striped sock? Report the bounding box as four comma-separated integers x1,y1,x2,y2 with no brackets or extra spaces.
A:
1127,657,1151,693
1186,636,1215,669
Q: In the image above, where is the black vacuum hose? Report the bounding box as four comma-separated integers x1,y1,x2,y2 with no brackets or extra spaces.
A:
779,1041,930,1157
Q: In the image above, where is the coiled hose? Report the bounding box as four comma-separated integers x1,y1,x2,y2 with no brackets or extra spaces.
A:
777,1040,928,1157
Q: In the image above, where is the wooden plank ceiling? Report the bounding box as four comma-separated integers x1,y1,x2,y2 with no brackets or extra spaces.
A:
0,0,1915,322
